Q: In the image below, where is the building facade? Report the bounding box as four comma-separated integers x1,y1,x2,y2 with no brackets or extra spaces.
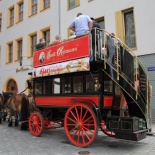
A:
0,0,155,119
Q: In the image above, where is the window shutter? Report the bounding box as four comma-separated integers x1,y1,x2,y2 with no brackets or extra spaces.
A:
115,11,125,43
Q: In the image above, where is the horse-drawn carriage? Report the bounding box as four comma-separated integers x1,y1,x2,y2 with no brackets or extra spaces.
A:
1,29,152,147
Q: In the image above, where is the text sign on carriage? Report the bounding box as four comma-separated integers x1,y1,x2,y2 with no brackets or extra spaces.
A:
33,35,90,68
33,57,90,77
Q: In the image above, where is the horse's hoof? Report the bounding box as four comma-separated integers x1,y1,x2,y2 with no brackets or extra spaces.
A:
8,124,12,127
15,123,18,126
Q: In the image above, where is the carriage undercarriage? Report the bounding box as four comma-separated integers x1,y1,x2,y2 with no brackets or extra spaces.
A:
26,101,147,147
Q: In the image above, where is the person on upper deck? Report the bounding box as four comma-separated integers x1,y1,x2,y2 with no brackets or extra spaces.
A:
36,38,46,50
68,30,76,40
49,35,62,46
90,17,101,61
69,13,93,37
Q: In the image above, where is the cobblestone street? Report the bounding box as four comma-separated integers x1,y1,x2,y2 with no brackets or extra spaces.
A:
0,121,155,155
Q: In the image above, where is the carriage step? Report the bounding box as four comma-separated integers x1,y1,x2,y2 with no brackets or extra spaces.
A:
115,130,146,141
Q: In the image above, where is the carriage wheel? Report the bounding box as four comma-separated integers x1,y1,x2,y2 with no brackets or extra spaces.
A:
29,112,44,137
100,120,115,137
64,103,98,147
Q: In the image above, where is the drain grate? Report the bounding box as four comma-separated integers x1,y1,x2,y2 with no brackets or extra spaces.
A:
78,151,90,154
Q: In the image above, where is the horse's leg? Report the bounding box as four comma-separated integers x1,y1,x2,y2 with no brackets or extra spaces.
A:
15,112,19,126
8,114,12,127
2,110,7,121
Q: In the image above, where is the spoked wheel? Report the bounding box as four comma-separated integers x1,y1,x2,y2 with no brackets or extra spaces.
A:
64,103,98,147
29,112,44,137
100,120,115,137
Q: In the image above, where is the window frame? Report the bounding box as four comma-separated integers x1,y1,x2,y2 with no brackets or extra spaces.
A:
28,0,38,17
32,0,38,15
28,32,37,57
18,2,24,22
9,7,14,27
67,0,80,10
115,7,137,50
6,42,13,63
40,0,50,11
14,38,23,61
40,26,50,46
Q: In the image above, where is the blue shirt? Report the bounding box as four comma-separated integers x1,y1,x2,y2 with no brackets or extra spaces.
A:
70,15,92,37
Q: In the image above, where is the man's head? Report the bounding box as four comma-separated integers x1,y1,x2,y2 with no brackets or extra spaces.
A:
39,38,45,43
55,35,61,40
77,13,82,17
90,17,95,21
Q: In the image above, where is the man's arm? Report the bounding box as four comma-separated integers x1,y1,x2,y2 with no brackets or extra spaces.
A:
89,20,93,31
69,25,75,32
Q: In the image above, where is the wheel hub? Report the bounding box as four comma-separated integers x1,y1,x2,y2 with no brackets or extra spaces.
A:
75,122,82,129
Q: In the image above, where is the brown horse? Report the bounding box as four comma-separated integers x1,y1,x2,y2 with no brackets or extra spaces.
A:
2,92,39,129
0,92,14,123
5,93,30,127
0,93,3,123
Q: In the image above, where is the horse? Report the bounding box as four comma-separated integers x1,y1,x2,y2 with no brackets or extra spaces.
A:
2,92,40,129
0,93,3,123
3,93,30,127
0,92,14,123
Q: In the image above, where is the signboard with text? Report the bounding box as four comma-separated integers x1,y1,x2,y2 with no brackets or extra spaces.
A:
148,67,155,71
33,57,90,77
33,35,90,68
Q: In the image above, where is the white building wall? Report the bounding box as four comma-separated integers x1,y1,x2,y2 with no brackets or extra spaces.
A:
0,0,155,92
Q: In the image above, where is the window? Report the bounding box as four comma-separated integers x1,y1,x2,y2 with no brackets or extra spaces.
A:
15,38,23,62
124,10,136,48
68,0,80,10
86,73,99,93
34,79,42,95
32,0,37,15
18,2,24,22
53,78,60,94
40,27,50,46
28,0,38,16
96,17,105,30
43,78,51,95
62,77,71,94
115,8,136,49
7,42,13,63
44,0,50,9
17,39,22,60
28,32,37,57
40,0,50,11
73,75,83,93
0,13,2,32
31,34,37,56
9,7,14,26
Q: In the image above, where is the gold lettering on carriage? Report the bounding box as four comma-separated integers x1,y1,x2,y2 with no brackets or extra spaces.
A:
46,46,77,59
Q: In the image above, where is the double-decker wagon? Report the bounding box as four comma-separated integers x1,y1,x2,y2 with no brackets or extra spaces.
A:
27,29,152,147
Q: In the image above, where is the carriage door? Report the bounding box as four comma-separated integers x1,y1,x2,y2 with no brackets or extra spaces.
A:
6,79,18,93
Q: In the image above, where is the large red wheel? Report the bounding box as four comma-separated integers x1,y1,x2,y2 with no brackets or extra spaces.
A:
100,120,115,137
64,103,98,147
29,112,44,137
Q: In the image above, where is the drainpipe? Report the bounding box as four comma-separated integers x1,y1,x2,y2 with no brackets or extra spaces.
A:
58,0,61,35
